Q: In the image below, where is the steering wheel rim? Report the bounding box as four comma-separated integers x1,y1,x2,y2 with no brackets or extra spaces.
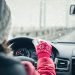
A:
8,37,36,65
15,56,35,65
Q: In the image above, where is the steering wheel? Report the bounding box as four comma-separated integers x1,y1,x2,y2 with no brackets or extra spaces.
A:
8,37,58,66
8,37,36,65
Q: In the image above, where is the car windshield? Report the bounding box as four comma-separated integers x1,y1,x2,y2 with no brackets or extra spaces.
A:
5,0,75,42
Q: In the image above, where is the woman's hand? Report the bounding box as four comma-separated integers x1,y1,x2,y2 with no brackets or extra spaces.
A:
33,39,52,59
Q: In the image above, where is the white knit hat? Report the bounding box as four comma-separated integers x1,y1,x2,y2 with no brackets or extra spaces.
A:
0,0,11,43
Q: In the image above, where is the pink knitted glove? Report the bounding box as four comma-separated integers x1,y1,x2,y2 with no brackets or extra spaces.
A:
33,39,52,59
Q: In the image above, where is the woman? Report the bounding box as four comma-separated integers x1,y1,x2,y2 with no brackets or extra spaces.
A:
0,0,56,75
1,39,56,75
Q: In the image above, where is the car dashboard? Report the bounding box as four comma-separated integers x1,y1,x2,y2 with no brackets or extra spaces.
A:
9,37,75,75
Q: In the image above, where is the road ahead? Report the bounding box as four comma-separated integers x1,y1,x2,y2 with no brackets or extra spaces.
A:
55,31,75,42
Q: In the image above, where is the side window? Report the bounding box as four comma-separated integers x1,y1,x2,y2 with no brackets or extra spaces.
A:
70,5,75,15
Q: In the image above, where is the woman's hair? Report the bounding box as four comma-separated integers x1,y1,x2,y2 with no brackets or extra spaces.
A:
0,40,11,54
0,44,8,53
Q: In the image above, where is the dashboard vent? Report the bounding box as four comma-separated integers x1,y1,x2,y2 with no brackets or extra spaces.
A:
55,58,69,71
72,58,75,75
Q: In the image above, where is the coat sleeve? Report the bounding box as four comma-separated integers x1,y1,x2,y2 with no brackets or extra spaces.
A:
37,57,56,75
21,57,56,75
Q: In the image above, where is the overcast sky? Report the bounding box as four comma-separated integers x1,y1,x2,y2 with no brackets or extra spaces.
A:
6,0,70,31
6,0,41,30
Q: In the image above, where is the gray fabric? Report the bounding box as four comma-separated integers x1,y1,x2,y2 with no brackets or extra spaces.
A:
0,53,27,75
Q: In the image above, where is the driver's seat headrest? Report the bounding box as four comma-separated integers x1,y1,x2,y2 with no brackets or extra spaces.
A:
0,53,27,75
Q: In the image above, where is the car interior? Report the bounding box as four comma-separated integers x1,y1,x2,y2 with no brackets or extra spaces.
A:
0,0,75,75
6,36,75,75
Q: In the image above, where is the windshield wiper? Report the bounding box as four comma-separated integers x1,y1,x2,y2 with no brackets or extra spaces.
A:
51,41,75,44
